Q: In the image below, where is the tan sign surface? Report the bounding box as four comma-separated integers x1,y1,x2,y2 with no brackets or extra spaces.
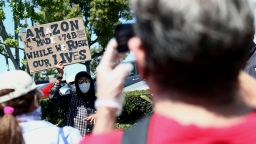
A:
21,17,91,73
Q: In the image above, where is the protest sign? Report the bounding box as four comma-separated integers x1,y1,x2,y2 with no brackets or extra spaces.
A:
21,17,91,73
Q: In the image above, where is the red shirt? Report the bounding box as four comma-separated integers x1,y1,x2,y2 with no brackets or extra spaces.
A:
81,112,256,144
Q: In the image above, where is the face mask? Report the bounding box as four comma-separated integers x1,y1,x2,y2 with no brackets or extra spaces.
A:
79,82,90,94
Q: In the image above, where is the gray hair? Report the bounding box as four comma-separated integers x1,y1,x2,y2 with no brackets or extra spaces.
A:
248,0,256,41
129,0,255,94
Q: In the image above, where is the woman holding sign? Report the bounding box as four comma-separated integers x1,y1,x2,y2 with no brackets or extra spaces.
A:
49,62,97,135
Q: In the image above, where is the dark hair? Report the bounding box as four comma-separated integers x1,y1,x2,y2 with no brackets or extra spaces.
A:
75,71,96,108
131,0,255,96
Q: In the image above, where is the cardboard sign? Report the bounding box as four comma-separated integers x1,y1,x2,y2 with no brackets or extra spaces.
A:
21,17,91,73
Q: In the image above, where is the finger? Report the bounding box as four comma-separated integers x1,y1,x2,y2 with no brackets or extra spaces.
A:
112,63,133,83
100,39,118,69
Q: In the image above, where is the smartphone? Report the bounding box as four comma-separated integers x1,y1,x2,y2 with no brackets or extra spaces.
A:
115,24,135,53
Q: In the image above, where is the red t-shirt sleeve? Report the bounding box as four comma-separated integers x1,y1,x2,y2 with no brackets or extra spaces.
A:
81,130,123,144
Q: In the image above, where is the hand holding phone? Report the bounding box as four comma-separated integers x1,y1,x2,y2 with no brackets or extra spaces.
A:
114,24,135,53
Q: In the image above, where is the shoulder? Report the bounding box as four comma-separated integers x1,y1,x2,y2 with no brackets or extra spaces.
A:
20,120,55,130
20,121,60,144
81,130,123,144
21,121,82,144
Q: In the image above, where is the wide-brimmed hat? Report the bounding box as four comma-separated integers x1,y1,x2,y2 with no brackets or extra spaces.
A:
0,70,36,103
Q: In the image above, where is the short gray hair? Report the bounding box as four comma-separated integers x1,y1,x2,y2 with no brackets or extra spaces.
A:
130,0,255,94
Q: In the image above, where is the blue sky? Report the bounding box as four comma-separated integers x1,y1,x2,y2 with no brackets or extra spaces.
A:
1,3,255,79
0,6,14,73
0,5,135,80
0,6,87,79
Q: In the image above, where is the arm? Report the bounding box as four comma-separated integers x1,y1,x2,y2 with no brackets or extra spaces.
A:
93,39,132,134
49,82,61,99
49,62,64,99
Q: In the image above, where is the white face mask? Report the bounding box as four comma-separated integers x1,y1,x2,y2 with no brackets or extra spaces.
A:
79,82,90,94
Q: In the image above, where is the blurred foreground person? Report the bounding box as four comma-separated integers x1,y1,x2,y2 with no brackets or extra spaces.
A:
50,63,97,135
82,0,256,144
0,70,81,144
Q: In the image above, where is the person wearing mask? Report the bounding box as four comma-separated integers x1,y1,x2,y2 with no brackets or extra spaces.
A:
50,62,97,135
0,70,81,144
82,0,256,143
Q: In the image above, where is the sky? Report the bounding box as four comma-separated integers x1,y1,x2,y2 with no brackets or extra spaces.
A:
0,6,88,80
0,5,133,80
0,2,256,79
0,6,14,73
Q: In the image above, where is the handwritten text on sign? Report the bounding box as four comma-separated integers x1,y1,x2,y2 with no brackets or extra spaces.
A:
21,17,91,72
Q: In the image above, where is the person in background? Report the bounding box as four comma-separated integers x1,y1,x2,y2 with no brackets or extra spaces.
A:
0,70,81,144
82,0,256,143
66,74,76,94
245,41,256,78
57,75,76,96
50,62,97,135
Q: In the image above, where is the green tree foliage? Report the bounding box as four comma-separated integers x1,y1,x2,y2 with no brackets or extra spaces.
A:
40,90,152,126
45,68,58,80
88,0,131,47
0,0,131,75
32,0,131,49
0,1,5,20
33,0,82,24
4,38,18,47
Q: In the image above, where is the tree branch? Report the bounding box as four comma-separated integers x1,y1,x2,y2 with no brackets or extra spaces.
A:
0,42,24,51
0,52,9,58
0,20,20,69
90,38,98,46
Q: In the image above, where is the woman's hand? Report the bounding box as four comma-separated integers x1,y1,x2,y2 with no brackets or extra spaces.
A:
85,114,96,124
56,62,64,76
56,62,64,84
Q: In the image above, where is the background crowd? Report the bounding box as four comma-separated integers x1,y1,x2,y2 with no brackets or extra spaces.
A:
1,0,256,144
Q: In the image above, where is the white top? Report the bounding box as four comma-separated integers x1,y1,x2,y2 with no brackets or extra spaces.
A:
17,107,81,144
20,121,81,144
